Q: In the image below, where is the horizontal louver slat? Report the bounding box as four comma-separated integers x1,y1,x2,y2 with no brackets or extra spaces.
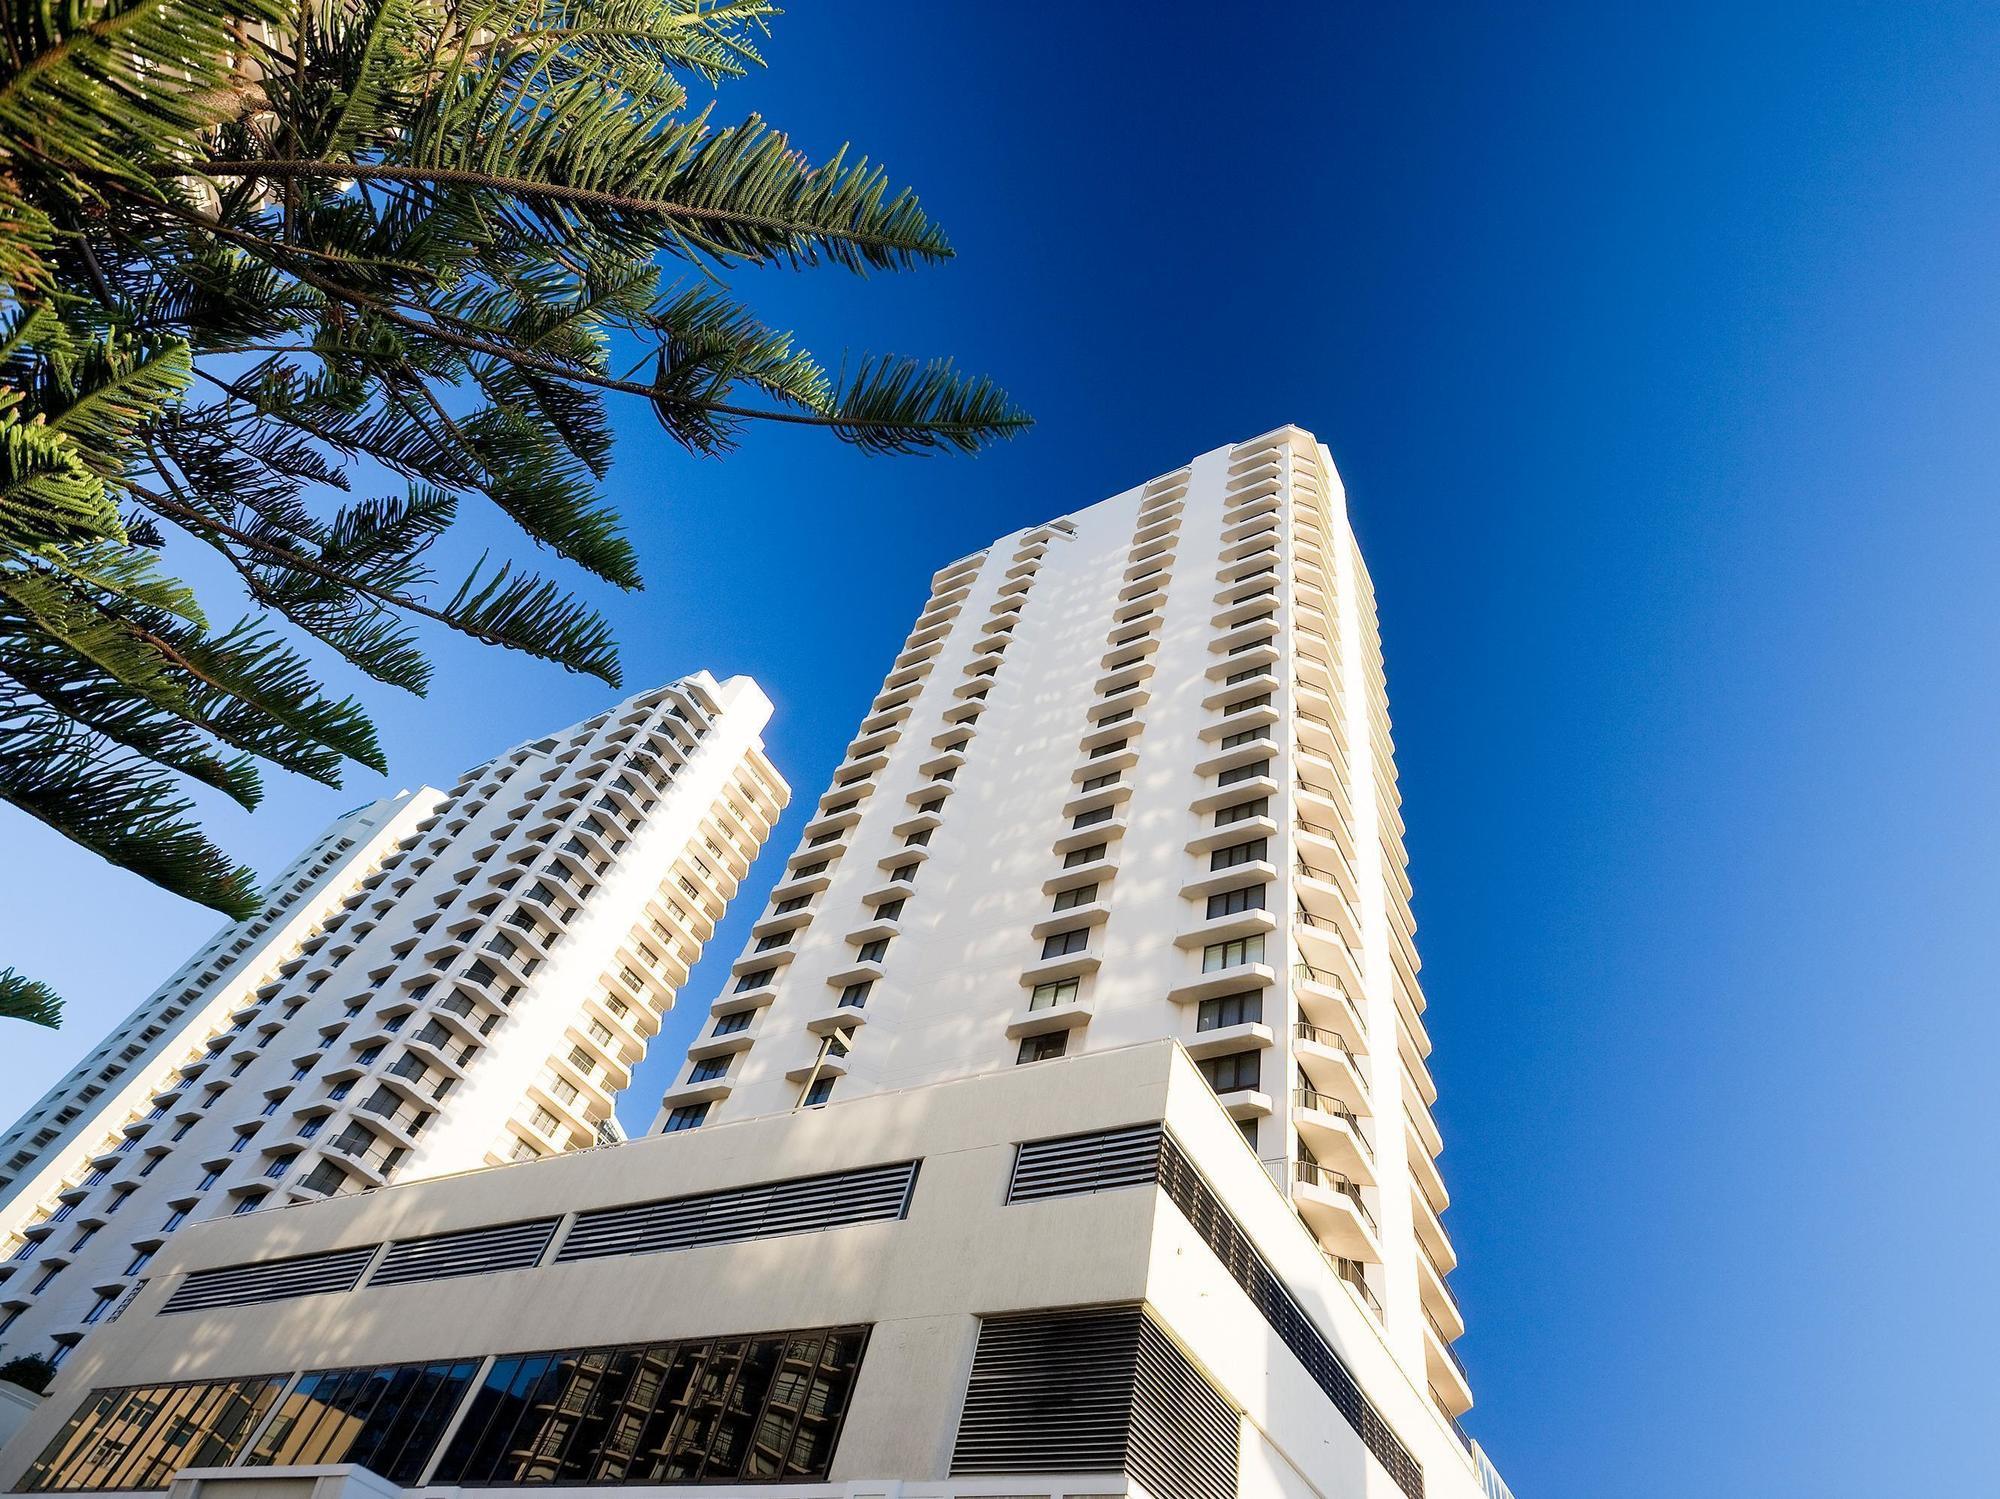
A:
1006,1123,1164,1202
950,1308,1141,1476
554,1160,917,1264
366,1216,560,1287
159,1245,375,1314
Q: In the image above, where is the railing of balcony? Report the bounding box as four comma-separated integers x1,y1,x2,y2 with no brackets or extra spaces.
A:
1292,1158,1377,1233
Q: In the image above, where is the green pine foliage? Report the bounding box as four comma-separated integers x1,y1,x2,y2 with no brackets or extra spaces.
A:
0,0,1026,1024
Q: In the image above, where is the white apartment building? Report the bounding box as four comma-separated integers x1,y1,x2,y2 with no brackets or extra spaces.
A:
0,429,1518,1499
0,673,786,1369
657,428,1469,1425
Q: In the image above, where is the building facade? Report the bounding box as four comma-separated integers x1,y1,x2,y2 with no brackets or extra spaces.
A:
657,427,1469,1425
0,1044,1505,1499
0,673,786,1368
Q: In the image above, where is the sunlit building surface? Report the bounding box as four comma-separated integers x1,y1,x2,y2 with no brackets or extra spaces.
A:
0,674,784,1368
0,431,1514,1498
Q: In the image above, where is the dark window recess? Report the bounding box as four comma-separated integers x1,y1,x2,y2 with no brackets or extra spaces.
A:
1217,759,1270,787
1209,839,1268,872
1088,738,1129,759
948,1306,1238,1499
1220,693,1272,716
248,1358,480,1484
711,1011,752,1037
662,1104,709,1133
1206,885,1267,919
1016,1032,1069,1064
1072,805,1115,829
1040,929,1088,959
1052,883,1098,912
23,1376,287,1491
1214,798,1268,826
856,938,890,964
1063,843,1107,868
1197,1050,1261,1094
433,1324,868,1487
688,1056,730,1083
1196,991,1264,1031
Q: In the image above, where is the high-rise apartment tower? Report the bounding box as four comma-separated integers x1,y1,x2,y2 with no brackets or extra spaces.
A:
0,673,786,1368
658,428,1469,1422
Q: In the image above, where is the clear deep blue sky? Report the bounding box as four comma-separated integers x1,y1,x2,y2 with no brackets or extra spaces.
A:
4,4,1997,1493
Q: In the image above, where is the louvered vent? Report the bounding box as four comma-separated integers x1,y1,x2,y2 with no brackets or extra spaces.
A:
1007,1123,1164,1202
367,1216,560,1287
950,1306,1238,1499
1157,1137,1424,1499
554,1159,918,1264
160,1245,375,1314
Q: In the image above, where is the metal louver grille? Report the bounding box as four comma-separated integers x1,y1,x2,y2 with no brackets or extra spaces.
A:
1130,1316,1241,1499
1156,1137,1424,1499
366,1216,560,1287
950,1306,1238,1499
950,1307,1141,1478
160,1245,375,1314
554,1159,918,1264
1006,1123,1164,1202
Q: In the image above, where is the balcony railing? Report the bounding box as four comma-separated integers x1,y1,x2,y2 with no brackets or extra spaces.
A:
1294,1021,1360,1066
1293,1158,1376,1233
1293,1088,1372,1156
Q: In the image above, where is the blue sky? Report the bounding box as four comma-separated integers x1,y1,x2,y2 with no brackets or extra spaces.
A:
4,4,1997,1493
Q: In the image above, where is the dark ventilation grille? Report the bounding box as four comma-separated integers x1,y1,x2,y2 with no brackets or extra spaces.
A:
1157,1137,1424,1499
950,1306,1237,1499
366,1216,560,1287
999,1124,1424,1499
159,1245,376,1314
554,1159,918,1264
1007,1123,1164,1202
1131,1317,1241,1499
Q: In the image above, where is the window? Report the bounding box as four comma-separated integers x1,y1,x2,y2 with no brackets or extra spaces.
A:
1221,693,1271,715
1063,843,1106,868
1220,726,1271,749
1017,1032,1069,1064
125,1248,154,1275
1198,1050,1261,1093
234,1195,266,1214
197,1167,222,1189
753,932,791,952
889,862,920,884
299,1161,347,1196
1071,805,1114,829
1029,978,1079,1011
802,1076,836,1107
30,1264,62,1293
662,1103,709,1133
774,895,811,914
567,1046,595,1074
856,938,889,964
588,1020,614,1047
162,1206,190,1229
1051,883,1097,912
1206,884,1267,919
248,1358,482,1484
1215,797,1269,825
1210,838,1268,871
21,1374,287,1491
688,1057,730,1084
1202,934,1265,972
229,1132,253,1153
531,1106,560,1134
1197,991,1263,1031
80,1290,118,1325
838,980,872,1009
874,898,905,922
711,1011,752,1036
734,968,776,993
1040,929,1088,959
1088,738,1129,759
431,1325,867,1486
1080,771,1120,792
903,828,932,848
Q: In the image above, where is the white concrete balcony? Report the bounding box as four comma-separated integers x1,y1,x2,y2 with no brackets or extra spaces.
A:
1291,1159,1381,1262
1031,901,1111,938
1183,1021,1275,1061
1005,994,1095,1038
1190,774,1278,813
1199,702,1279,742
1017,952,1101,989
1294,923,1363,1005
1292,1089,1376,1186
1201,672,1277,711
1411,1177,1458,1275
1166,962,1276,1007
1426,1312,1475,1417
1173,908,1277,951
1178,860,1277,901
1294,1022,1369,1113
1418,1240,1466,1342
1185,815,1278,856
